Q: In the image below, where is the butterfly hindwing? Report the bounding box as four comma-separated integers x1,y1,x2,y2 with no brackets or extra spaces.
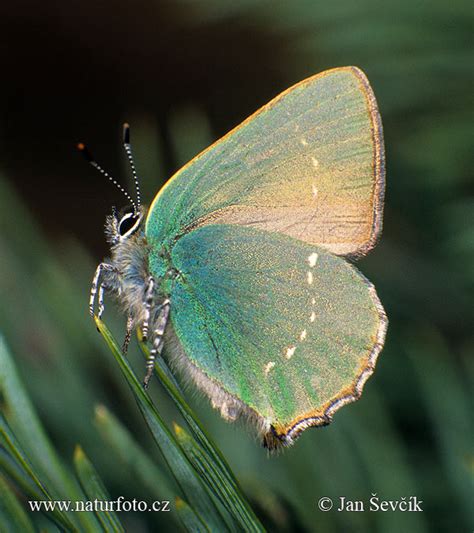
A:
163,224,386,447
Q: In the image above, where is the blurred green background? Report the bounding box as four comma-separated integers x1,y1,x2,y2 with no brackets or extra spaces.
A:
0,1,472,531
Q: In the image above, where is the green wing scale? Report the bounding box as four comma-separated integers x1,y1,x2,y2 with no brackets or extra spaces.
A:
145,66,386,447
157,225,386,447
147,66,384,258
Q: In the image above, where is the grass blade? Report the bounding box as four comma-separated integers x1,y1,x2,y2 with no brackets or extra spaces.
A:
0,473,35,533
0,335,70,493
95,317,228,531
174,423,263,532
175,496,210,532
0,414,77,531
140,342,264,531
94,404,176,499
0,335,98,531
74,446,125,532
139,340,228,470
407,329,474,526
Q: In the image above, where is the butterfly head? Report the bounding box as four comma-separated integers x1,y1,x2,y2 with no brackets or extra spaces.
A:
105,204,145,246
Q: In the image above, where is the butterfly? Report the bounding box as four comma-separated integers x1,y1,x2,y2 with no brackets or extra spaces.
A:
85,66,387,450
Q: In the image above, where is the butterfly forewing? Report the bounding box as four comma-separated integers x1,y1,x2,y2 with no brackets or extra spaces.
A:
146,66,384,258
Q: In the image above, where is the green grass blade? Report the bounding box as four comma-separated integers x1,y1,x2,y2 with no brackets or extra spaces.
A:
0,413,50,499
94,404,176,499
140,340,235,471
0,472,36,533
0,414,76,531
0,334,70,493
95,317,228,532
174,423,264,533
140,342,264,530
407,329,474,526
0,448,45,503
74,446,125,533
344,387,429,533
0,336,99,531
175,496,210,533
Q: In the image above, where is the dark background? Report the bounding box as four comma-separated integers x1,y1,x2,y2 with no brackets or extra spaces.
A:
0,1,472,532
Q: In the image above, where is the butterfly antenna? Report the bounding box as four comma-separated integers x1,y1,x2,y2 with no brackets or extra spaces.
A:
122,123,142,213
77,142,138,213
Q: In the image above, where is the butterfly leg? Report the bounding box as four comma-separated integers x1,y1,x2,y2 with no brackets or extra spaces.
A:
90,262,119,318
143,299,170,389
141,276,156,342
122,313,134,354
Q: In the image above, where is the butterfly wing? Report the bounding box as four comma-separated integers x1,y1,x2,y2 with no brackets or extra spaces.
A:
165,224,387,448
146,66,384,258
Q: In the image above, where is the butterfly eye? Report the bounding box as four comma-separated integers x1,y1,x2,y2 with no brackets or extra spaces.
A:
118,212,141,237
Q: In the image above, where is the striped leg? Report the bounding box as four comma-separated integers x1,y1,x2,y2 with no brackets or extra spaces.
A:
90,262,116,318
141,276,155,341
143,299,170,389
122,313,134,354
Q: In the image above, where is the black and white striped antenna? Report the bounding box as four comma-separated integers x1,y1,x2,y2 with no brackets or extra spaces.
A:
122,123,142,211
77,141,138,214
77,124,143,215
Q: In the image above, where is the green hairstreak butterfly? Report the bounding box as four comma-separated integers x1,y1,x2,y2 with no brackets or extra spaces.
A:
85,66,387,449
